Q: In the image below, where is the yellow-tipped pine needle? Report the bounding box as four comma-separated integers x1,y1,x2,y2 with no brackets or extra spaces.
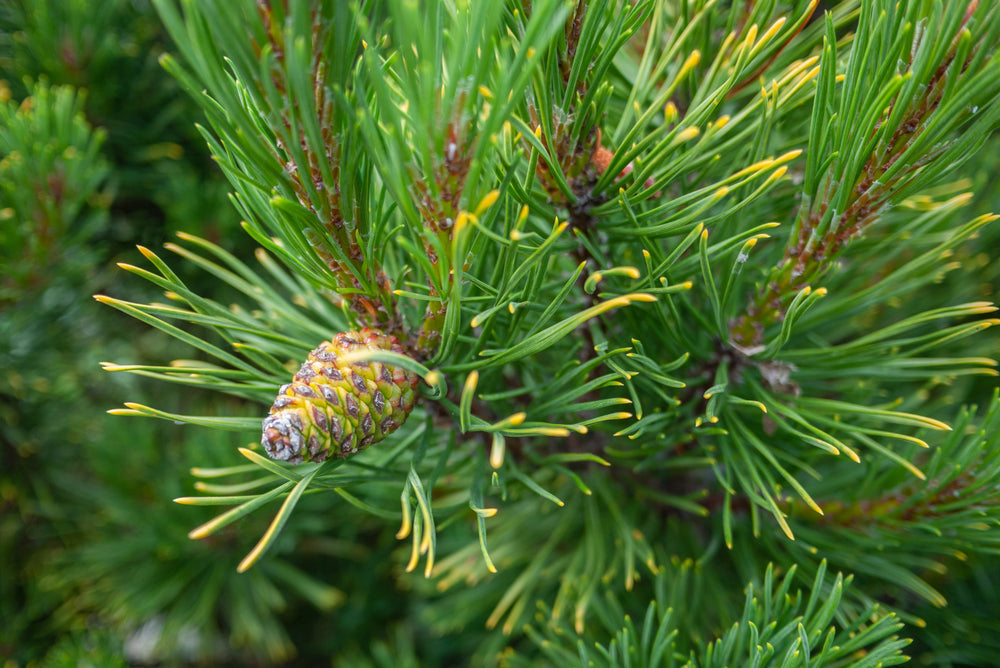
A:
474,190,500,216
396,498,412,540
756,17,786,51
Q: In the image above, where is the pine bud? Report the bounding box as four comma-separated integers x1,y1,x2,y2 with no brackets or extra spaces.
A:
261,328,418,463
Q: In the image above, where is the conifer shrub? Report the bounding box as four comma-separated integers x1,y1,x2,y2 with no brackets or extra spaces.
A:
1,0,237,250
97,0,1000,663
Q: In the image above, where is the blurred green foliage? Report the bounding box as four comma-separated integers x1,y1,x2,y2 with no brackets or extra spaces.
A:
0,1,311,664
0,81,108,302
0,0,236,251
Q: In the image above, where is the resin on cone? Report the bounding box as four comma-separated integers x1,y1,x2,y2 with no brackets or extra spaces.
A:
262,328,419,463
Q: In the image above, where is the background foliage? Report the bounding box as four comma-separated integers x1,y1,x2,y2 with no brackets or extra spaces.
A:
2,0,1000,665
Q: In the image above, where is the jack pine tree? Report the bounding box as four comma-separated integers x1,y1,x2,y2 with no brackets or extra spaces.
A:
99,0,1000,663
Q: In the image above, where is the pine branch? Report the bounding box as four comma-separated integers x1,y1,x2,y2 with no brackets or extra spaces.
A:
509,561,909,667
93,1,1000,662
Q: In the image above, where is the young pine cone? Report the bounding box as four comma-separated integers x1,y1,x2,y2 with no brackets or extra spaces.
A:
261,328,418,463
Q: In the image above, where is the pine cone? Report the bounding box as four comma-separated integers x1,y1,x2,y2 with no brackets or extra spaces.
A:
261,328,419,463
